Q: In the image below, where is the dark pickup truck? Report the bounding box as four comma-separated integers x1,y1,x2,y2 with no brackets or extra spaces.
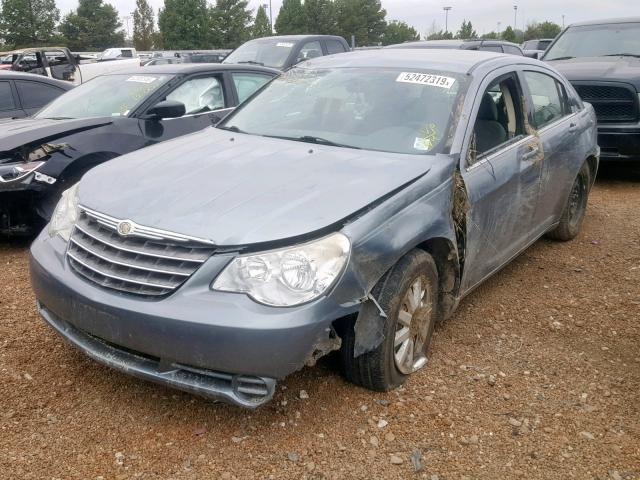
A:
543,18,640,162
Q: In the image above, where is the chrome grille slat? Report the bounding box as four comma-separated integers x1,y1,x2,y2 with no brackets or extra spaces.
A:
74,221,209,263
69,236,192,277
67,251,180,289
67,208,216,297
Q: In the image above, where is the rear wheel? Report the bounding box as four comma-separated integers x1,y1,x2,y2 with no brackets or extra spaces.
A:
547,162,591,241
340,249,439,391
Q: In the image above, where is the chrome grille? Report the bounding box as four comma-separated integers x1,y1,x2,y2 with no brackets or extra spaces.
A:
67,207,216,297
572,82,639,123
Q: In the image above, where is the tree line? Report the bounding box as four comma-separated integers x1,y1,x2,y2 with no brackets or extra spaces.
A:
427,19,561,43
0,0,561,52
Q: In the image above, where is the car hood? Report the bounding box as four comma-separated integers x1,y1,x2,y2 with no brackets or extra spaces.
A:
0,117,113,153
80,128,440,246
546,56,640,90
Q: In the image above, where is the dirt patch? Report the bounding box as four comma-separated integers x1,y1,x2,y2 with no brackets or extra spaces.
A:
1,168,638,480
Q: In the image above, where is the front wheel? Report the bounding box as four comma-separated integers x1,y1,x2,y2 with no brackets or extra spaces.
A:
547,162,591,241
340,249,439,391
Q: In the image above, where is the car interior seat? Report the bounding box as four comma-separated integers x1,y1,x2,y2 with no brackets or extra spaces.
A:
474,93,508,154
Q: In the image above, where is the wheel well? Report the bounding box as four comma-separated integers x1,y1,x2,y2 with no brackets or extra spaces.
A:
58,151,119,185
415,237,460,320
585,155,598,187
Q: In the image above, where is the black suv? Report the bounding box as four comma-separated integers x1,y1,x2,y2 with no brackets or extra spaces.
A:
543,18,640,163
223,35,350,70
385,39,524,56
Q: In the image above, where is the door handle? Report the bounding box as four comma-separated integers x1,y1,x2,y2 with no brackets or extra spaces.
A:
568,122,578,132
522,145,540,162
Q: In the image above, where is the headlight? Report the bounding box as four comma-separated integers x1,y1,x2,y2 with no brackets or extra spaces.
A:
0,161,45,183
48,183,80,241
212,232,350,307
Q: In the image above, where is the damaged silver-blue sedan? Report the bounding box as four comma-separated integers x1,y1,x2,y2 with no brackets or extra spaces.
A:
29,50,599,408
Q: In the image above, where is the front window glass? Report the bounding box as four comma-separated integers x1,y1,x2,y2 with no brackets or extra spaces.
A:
223,38,294,69
221,67,466,155
36,74,171,119
544,22,640,60
166,76,225,114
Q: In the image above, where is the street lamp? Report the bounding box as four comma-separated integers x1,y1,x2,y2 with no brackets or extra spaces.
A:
123,15,131,41
513,5,518,30
443,6,452,34
562,14,565,28
497,21,501,36
266,0,273,33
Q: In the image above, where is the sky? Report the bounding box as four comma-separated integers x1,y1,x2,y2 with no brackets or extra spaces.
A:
56,0,639,38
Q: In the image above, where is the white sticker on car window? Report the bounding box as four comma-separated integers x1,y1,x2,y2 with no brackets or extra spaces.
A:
126,75,157,84
396,72,456,89
276,42,294,48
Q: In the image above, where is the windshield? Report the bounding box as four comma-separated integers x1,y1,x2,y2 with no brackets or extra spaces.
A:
544,23,640,60
220,67,466,155
223,38,295,69
36,73,171,119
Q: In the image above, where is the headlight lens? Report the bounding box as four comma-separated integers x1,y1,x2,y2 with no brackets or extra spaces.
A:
212,232,350,307
0,161,44,183
48,183,80,241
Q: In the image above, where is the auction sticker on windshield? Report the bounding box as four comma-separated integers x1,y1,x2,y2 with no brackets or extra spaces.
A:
396,72,456,89
276,42,294,48
126,76,158,84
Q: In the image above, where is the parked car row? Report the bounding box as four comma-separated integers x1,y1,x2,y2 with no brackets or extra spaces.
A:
8,47,141,85
0,64,278,235
0,18,636,408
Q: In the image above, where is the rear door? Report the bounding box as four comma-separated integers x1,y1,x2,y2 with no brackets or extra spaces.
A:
459,67,544,292
325,39,349,56
14,80,67,116
0,80,25,118
519,68,581,229
229,71,274,105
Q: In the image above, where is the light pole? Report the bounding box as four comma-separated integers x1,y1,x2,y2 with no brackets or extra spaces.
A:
497,21,501,37
123,15,131,41
443,6,452,34
268,0,273,33
562,14,565,28
513,5,517,30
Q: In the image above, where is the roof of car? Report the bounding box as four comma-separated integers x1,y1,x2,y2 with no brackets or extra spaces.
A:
106,63,280,76
569,17,640,27
386,39,522,50
0,71,74,88
302,48,539,74
245,35,347,42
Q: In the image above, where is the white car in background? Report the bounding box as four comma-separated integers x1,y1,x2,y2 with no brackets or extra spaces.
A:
10,47,141,85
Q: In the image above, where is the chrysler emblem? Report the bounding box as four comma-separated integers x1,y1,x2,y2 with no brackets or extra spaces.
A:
117,221,133,236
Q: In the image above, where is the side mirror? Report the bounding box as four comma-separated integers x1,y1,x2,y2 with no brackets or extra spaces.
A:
143,100,186,120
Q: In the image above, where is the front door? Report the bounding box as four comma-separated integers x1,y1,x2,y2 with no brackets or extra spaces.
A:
139,73,234,144
460,69,544,292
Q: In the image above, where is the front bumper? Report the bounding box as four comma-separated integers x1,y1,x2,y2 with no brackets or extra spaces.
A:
597,124,640,162
30,231,356,408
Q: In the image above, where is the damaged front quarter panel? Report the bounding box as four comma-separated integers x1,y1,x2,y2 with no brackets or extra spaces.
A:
331,155,463,357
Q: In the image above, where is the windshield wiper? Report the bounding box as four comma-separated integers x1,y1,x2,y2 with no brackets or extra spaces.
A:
601,53,640,58
217,125,246,133
237,60,265,66
42,116,74,120
547,56,574,60
263,134,361,149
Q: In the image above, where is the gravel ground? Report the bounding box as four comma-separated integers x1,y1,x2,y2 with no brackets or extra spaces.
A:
1,166,638,480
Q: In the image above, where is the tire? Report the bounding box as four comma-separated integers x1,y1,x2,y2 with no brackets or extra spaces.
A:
547,162,591,241
340,249,439,391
